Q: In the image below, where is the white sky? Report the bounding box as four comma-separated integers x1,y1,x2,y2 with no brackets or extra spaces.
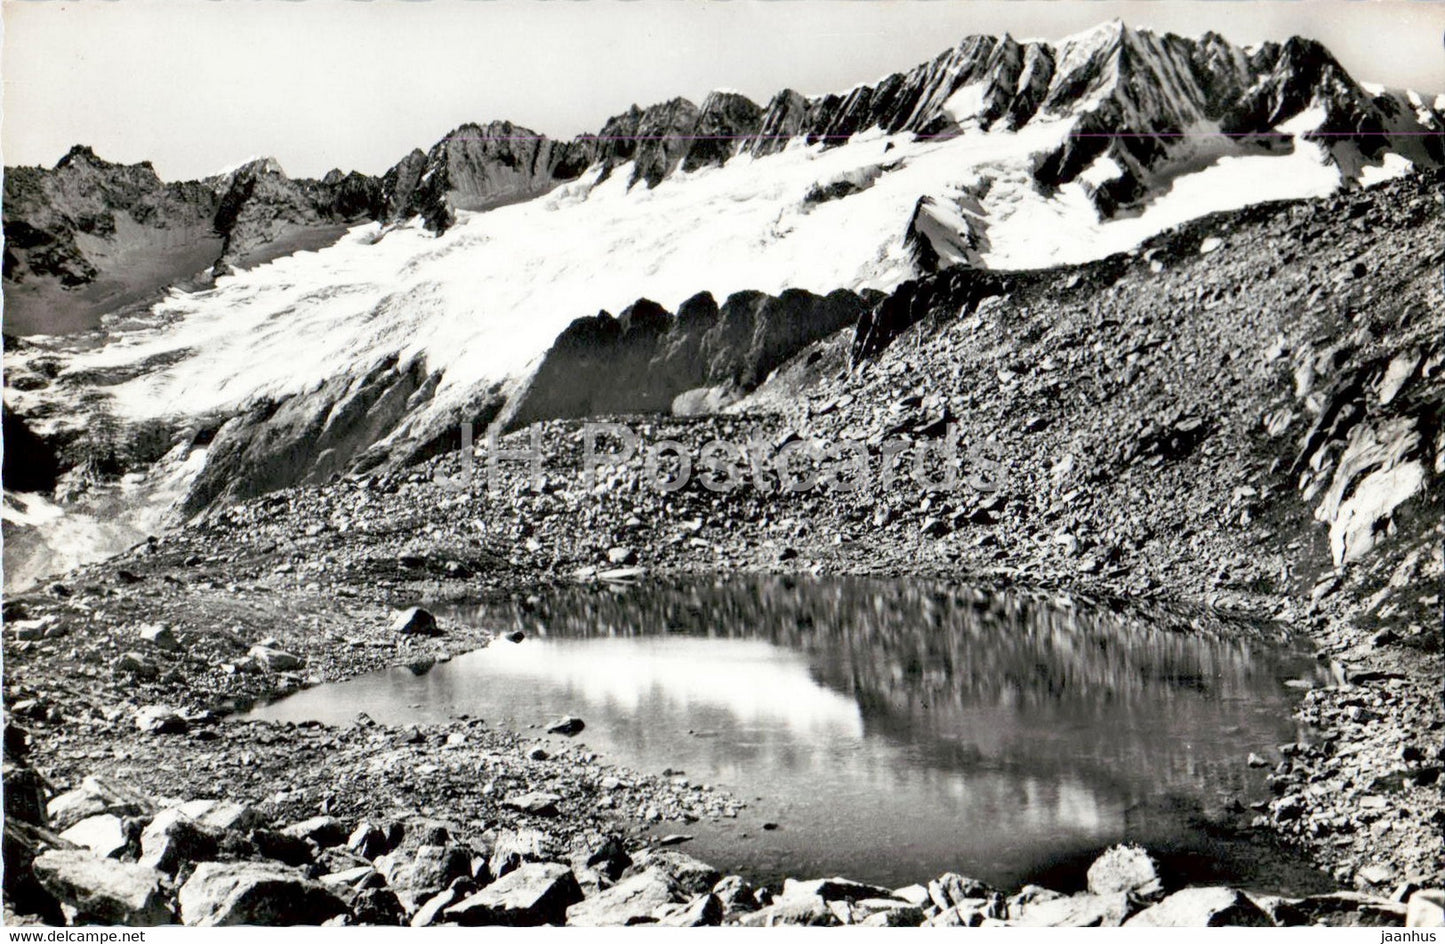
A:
4,0,1443,181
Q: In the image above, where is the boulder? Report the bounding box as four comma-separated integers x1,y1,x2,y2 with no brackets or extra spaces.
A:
48,776,154,830
502,792,562,816
32,849,174,925
655,892,724,926
927,903,986,927
1124,887,1273,927
783,876,897,903
927,871,993,910
1013,892,1134,927
713,874,759,914
546,716,585,736
58,814,129,859
893,883,931,907
861,903,927,927
1086,844,1164,900
178,861,348,926
11,616,59,641
177,799,264,833
737,895,840,927
489,828,556,881
443,862,582,926
281,815,349,847
113,652,158,679
350,886,407,926
134,705,187,735
317,846,374,875
137,623,180,650
631,849,721,896
377,843,472,903
139,809,220,873
570,834,631,884
565,868,683,926
410,881,473,927
391,606,441,636
416,823,451,845
248,646,303,672
1407,890,1445,928
346,822,390,859
250,828,314,867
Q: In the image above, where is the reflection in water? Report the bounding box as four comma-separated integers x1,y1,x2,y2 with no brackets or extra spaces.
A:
248,577,1333,890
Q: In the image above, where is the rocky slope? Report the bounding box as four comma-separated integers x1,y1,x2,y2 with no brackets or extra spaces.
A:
3,172,1440,928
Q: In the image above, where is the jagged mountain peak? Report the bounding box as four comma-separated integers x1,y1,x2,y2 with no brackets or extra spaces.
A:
7,19,1442,340
55,144,111,170
1059,16,1132,48
520,21,1370,182
444,118,541,142
208,155,287,182
699,88,761,111
50,145,159,180
234,156,287,178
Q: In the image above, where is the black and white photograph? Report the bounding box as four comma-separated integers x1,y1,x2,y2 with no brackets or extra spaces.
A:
2,0,1442,931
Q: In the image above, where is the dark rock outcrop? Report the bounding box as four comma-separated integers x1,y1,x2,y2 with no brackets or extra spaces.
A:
376,121,594,234
211,158,371,268
681,92,764,171
2,147,222,333
591,98,703,188
180,354,438,515
503,287,872,429
852,268,1014,364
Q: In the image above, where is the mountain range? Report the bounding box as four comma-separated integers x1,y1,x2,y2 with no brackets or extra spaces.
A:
3,20,1443,588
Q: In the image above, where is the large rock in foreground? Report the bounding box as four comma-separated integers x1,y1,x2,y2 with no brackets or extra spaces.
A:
444,862,583,926
630,849,722,897
32,849,174,925
1124,887,1273,927
177,861,348,926
138,809,220,874
1408,890,1445,928
1086,844,1164,900
46,776,154,831
565,868,683,926
1011,891,1133,927
57,814,129,859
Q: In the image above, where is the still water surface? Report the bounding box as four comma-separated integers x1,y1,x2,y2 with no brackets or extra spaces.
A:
248,577,1334,891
